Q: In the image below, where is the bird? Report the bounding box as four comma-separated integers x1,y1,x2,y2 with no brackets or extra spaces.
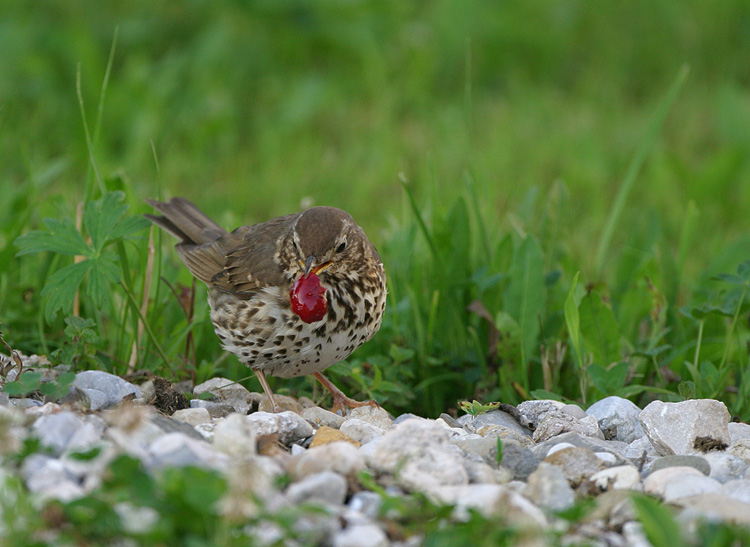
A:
145,197,387,413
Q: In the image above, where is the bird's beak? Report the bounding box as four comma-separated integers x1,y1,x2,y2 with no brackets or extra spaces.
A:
304,255,316,275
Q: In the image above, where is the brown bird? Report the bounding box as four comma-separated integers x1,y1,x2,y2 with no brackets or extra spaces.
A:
145,197,386,413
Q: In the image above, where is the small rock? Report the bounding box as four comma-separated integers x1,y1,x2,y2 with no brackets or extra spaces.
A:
189,399,235,418
672,493,750,526
728,438,750,463
701,451,748,483
309,426,360,448
643,466,705,497
348,491,383,519
366,418,469,491
32,411,87,455
73,371,141,407
258,393,305,414
458,409,532,437
647,454,711,476
590,465,642,491
516,400,566,428
340,419,384,445
534,432,629,466
302,407,346,429
533,412,603,442
290,441,366,479
347,406,393,430
429,484,547,526
148,432,228,471
728,422,750,443
464,457,498,484
333,523,389,547
245,411,314,445
194,377,254,415
544,446,606,486
717,479,750,504
586,396,645,443
523,462,576,511
81,388,109,410
171,408,211,427
499,440,540,481
561,404,587,420
286,471,348,505
212,413,257,459
639,399,731,456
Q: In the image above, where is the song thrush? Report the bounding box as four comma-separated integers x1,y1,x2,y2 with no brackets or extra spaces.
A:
145,197,386,413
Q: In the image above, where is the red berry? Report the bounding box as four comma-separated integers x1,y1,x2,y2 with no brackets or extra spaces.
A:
290,272,327,323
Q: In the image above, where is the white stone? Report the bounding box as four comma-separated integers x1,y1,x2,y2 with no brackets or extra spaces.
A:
286,471,348,505
533,412,603,443
32,411,86,455
347,406,393,430
212,413,257,459
591,465,642,491
171,407,211,427
302,407,346,429
718,479,750,504
702,451,749,482
639,399,731,456
546,442,576,457
429,484,547,525
728,422,750,443
643,466,704,497
728,438,750,463
594,452,618,465
333,523,389,547
366,418,469,491
73,370,141,406
523,462,575,510
663,473,722,502
245,411,314,444
148,432,228,471
340,419,384,445
291,441,366,478
193,377,254,414
586,396,645,443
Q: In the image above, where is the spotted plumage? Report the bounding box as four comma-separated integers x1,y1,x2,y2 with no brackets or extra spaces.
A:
146,197,386,412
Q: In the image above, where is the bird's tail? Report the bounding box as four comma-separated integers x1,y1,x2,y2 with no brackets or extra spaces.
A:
145,197,226,245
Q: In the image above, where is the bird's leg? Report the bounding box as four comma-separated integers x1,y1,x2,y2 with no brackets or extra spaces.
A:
312,371,379,415
254,369,280,413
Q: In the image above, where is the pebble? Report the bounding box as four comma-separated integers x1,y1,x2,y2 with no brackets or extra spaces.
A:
2,374,750,544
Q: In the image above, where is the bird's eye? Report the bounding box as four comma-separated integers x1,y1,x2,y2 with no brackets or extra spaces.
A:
336,242,346,253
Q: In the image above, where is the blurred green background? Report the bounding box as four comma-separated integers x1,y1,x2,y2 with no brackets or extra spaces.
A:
3,0,750,415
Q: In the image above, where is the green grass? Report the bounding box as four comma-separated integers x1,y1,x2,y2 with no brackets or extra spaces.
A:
2,1,750,543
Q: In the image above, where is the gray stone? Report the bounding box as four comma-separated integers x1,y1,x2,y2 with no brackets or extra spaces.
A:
340,419,384,445
586,396,645,443
9,398,43,409
348,491,383,520
647,455,711,476
458,409,532,437
523,462,576,510
73,371,141,406
672,493,750,526
366,418,469,491
245,411,314,445
32,411,87,455
302,406,346,429
189,399,235,418
464,457,498,484
728,422,750,443
562,404,587,420
333,523,389,547
639,399,731,456
150,413,205,441
148,432,228,471
21,454,82,501
728,438,750,464
623,435,659,469
286,471,348,505
429,484,547,525
533,431,630,466
499,440,540,481
516,400,566,428
718,479,750,504
81,388,109,410
533,411,603,442
663,473,721,502
702,451,749,482
193,377,254,415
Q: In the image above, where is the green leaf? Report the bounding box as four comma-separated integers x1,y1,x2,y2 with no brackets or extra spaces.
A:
631,493,686,547
84,191,129,252
579,290,621,366
87,251,120,307
504,235,545,367
588,362,628,394
41,260,92,322
14,218,91,257
564,271,582,366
